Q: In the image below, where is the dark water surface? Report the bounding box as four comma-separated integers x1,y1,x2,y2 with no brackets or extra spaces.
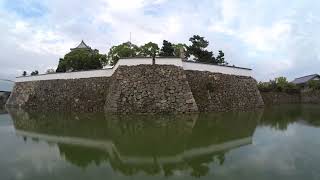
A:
1,104,320,180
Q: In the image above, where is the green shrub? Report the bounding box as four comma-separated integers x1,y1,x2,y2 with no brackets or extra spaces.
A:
308,80,320,90
258,77,300,93
257,82,273,92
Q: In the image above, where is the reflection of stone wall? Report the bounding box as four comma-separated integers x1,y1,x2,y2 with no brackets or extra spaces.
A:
10,109,260,177
186,71,264,112
301,90,320,104
261,92,301,105
261,91,320,105
7,65,264,113
6,77,110,112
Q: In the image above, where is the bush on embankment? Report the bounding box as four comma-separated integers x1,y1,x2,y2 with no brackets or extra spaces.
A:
258,77,300,94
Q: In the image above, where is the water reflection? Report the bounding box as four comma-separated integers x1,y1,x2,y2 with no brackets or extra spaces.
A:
0,106,6,114
9,109,262,177
260,104,320,130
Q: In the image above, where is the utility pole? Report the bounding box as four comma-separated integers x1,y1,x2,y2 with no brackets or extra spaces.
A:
129,32,132,43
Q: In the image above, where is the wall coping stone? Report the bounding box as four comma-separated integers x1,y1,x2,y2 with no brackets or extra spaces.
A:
15,58,252,82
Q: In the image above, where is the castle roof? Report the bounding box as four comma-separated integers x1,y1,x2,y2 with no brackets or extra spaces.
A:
71,40,91,51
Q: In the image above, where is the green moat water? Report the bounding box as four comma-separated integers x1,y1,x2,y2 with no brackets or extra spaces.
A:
0,104,320,180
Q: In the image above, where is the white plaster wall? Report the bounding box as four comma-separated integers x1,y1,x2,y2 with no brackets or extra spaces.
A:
15,69,113,82
15,58,252,82
156,58,183,66
114,58,152,69
182,62,252,77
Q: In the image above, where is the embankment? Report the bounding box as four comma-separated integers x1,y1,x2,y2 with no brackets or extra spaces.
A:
261,90,320,105
6,58,264,113
6,78,110,112
186,71,264,112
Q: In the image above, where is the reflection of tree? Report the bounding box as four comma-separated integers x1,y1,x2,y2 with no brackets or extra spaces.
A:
260,104,320,130
187,151,227,177
300,105,320,126
9,109,261,177
59,144,109,168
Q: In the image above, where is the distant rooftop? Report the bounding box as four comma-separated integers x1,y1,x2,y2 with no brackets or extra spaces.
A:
292,74,320,84
70,40,91,51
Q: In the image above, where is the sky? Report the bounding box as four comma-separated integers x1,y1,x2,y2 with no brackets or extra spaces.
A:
0,0,319,81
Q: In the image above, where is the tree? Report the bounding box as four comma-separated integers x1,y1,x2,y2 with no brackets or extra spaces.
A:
159,40,175,57
139,42,159,64
258,77,299,93
22,71,27,76
139,42,159,58
308,80,320,90
173,43,188,58
275,77,288,91
56,49,105,72
189,35,209,50
216,50,226,64
187,35,215,63
187,35,227,65
107,42,140,65
31,70,39,76
56,58,66,72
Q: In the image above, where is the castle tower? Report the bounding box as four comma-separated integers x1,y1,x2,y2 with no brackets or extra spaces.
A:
70,40,91,51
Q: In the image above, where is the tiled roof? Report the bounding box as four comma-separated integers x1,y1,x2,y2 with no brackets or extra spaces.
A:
291,74,320,84
71,40,91,50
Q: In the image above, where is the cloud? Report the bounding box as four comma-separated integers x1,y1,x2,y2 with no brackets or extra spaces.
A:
0,0,319,81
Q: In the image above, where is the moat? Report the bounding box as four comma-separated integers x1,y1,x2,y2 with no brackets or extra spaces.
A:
1,104,320,180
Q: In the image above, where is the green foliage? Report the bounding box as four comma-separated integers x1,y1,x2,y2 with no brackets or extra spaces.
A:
187,35,213,63
139,42,159,58
159,40,175,57
107,42,140,65
56,49,105,72
31,70,39,76
22,71,27,76
275,77,289,91
308,80,320,90
189,35,209,49
56,58,66,72
216,50,226,64
173,43,188,57
187,35,227,65
105,36,227,65
258,77,300,93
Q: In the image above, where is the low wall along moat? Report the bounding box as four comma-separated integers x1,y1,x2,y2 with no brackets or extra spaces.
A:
6,58,264,113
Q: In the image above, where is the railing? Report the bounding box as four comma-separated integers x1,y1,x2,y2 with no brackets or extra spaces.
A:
15,58,252,82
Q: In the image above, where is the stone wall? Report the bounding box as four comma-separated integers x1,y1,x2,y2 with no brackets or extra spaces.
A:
7,65,264,113
301,90,320,104
185,71,264,112
260,92,301,105
105,65,198,113
260,90,320,105
6,77,110,112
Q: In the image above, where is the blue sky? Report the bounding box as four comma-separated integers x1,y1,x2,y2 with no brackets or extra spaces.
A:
0,0,319,81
